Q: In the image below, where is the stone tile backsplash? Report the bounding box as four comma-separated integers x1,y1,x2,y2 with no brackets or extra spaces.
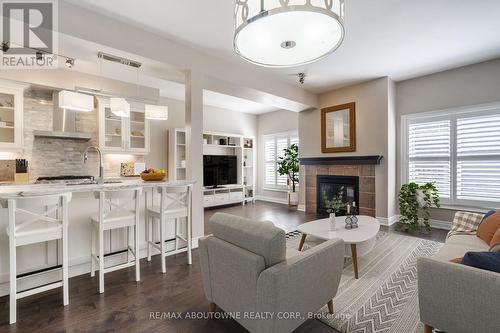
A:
12,97,144,180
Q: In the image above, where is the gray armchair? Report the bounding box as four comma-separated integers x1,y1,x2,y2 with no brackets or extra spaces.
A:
199,213,345,333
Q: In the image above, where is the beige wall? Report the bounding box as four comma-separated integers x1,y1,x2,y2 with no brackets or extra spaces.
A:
396,58,500,222
256,110,299,202
299,77,396,218
204,106,257,137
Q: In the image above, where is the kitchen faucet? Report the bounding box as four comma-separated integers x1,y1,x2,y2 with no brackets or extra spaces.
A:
83,146,104,184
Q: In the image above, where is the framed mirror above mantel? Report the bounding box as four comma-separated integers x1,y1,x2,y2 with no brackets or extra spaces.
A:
321,102,356,153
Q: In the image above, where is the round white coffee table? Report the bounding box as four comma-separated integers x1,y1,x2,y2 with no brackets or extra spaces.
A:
297,216,380,279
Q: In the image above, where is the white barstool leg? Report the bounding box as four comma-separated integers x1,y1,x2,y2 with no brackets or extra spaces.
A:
187,213,192,265
147,215,152,262
187,220,192,265
160,217,166,273
135,223,140,282
98,226,105,294
90,225,95,277
174,218,179,252
62,221,69,306
146,191,152,262
9,232,16,324
127,226,131,263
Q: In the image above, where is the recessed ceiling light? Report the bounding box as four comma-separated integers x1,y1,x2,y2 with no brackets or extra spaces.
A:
65,58,75,68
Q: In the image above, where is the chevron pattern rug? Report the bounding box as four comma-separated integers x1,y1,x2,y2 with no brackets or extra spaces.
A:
286,231,443,333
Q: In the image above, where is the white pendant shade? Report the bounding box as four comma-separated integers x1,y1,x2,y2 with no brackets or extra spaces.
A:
58,90,94,112
234,0,345,67
145,104,169,120
110,97,130,117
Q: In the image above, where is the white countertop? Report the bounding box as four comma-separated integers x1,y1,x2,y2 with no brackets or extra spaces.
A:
0,178,196,198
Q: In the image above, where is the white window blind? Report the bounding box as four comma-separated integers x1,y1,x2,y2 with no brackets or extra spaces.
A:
403,103,500,207
408,120,451,198
456,114,500,202
264,132,298,189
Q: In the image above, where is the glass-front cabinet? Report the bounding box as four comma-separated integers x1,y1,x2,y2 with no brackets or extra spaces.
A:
0,81,24,151
98,98,149,154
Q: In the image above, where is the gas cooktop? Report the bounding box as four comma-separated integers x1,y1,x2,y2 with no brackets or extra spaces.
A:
35,175,96,185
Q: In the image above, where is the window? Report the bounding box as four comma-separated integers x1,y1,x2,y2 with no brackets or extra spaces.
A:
402,102,500,207
264,132,299,190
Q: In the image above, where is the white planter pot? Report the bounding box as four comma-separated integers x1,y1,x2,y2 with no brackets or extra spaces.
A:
289,191,299,206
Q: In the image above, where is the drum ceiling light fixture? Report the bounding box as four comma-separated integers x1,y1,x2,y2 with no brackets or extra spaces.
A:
234,0,345,68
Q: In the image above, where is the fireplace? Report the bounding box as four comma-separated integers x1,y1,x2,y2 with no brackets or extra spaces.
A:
302,156,381,217
316,175,359,216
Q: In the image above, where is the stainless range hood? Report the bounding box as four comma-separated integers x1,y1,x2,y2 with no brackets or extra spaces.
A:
34,91,93,141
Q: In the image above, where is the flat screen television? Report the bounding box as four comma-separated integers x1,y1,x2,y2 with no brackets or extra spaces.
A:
203,155,238,188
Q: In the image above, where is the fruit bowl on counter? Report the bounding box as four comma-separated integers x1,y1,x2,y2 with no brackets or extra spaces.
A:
140,168,166,181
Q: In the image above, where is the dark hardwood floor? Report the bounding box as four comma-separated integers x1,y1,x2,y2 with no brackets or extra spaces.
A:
0,201,447,333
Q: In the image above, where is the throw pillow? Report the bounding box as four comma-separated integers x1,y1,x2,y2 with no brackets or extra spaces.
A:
461,251,500,273
477,212,500,245
447,211,484,239
449,257,463,263
482,210,497,221
490,243,500,252
490,226,500,245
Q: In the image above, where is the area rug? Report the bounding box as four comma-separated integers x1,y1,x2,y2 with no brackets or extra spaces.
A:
286,231,443,333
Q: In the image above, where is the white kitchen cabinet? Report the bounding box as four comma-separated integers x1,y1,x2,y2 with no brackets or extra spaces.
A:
0,81,25,151
98,98,150,154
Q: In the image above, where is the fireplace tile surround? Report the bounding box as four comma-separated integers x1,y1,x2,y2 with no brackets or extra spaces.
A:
304,163,377,217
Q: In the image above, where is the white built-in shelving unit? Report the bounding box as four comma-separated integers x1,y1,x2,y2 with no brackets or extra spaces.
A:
98,97,150,155
168,128,187,182
168,128,256,208
0,80,25,151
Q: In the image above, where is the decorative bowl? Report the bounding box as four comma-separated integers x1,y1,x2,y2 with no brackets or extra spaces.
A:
140,172,166,181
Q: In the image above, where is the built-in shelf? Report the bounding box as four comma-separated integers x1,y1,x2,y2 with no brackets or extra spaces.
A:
204,144,242,148
105,117,121,122
0,106,14,110
0,126,14,129
130,135,145,139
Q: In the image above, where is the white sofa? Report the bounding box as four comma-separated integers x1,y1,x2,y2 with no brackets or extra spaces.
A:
417,233,500,333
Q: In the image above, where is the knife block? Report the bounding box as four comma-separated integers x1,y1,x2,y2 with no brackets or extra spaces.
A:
14,173,29,183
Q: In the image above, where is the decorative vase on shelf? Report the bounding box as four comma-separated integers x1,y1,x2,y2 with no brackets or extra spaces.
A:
329,213,336,231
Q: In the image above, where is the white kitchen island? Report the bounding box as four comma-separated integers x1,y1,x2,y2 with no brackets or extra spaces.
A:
0,179,195,297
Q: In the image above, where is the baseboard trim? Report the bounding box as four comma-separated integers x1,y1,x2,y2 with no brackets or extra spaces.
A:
383,215,452,231
297,204,305,212
0,237,202,297
255,195,288,205
429,219,452,230
377,215,399,226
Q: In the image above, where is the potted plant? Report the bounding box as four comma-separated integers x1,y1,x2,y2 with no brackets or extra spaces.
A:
397,182,440,233
277,144,299,206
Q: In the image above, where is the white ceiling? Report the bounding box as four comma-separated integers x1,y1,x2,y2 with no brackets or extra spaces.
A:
64,0,500,93
58,34,279,114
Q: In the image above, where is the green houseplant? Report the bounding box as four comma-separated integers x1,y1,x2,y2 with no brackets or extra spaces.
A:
397,182,440,233
277,144,299,206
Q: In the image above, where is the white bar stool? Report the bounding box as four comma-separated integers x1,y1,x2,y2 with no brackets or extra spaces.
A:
146,185,192,273
90,188,142,294
4,192,72,325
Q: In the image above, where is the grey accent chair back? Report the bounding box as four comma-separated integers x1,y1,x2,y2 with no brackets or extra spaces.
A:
199,213,345,333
